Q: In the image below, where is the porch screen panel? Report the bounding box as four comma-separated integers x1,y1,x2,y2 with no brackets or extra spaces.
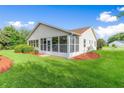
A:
29,41,31,46
52,37,58,52
33,40,35,47
70,35,79,52
44,38,46,51
36,40,39,47
75,36,79,52
60,36,67,53
70,36,74,52
30,40,33,46
40,38,44,50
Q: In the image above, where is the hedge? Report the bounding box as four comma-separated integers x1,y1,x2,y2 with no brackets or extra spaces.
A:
14,44,34,53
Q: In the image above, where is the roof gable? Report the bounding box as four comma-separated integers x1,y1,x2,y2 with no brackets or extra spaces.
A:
26,22,80,40
26,22,97,40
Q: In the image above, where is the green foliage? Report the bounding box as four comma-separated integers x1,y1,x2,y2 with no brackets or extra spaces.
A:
112,44,117,48
97,38,106,50
14,44,34,53
0,26,30,49
0,30,11,49
108,33,124,43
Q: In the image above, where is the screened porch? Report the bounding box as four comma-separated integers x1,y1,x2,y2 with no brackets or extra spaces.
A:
29,35,79,54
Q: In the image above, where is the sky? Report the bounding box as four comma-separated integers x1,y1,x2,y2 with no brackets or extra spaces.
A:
0,5,124,40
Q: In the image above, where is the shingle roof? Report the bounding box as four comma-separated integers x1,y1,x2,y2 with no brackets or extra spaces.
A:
69,27,90,35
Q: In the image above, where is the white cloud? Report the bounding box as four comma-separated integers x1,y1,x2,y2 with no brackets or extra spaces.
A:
117,7,124,11
8,21,35,29
95,23,124,39
28,21,35,25
8,21,22,28
97,11,118,22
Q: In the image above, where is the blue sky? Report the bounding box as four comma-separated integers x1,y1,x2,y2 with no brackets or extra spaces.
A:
0,5,124,39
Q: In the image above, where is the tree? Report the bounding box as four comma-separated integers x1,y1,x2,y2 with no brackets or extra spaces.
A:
0,30,11,49
108,33,124,43
0,26,30,49
97,38,106,50
19,29,30,44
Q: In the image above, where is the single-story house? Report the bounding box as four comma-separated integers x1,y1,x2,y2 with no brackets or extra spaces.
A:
27,22,97,58
109,40,124,47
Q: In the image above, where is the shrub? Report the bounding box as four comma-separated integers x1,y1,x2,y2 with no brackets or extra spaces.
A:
34,49,39,54
112,44,117,48
15,44,34,53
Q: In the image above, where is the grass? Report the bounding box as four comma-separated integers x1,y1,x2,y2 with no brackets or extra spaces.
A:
0,48,124,87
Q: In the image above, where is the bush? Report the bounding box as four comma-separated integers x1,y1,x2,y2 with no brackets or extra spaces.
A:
34,49,39,54
15,44,34,53
112,44,117,48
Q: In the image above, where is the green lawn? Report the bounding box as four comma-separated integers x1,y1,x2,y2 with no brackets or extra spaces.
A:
0,48,124,88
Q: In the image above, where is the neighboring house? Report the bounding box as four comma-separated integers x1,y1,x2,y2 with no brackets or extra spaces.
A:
109,41,124,47
27,22,97,58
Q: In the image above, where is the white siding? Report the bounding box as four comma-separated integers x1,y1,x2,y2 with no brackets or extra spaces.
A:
79,28,97,53
28,24,68,40
68,28,97,58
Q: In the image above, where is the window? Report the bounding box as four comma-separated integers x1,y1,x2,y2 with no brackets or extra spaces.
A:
84,39,86,47
60,36,67,53
52,37,58,52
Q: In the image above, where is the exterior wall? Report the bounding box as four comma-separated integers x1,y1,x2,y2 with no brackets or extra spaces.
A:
27,24,70,58
68,29,97,58
79,28,97,53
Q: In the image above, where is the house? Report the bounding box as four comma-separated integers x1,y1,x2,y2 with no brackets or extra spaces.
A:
109,40,124,47
27,22,97,58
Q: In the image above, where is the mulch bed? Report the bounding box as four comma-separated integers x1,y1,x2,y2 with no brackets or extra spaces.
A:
0,56,12,73
72,52,100,60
